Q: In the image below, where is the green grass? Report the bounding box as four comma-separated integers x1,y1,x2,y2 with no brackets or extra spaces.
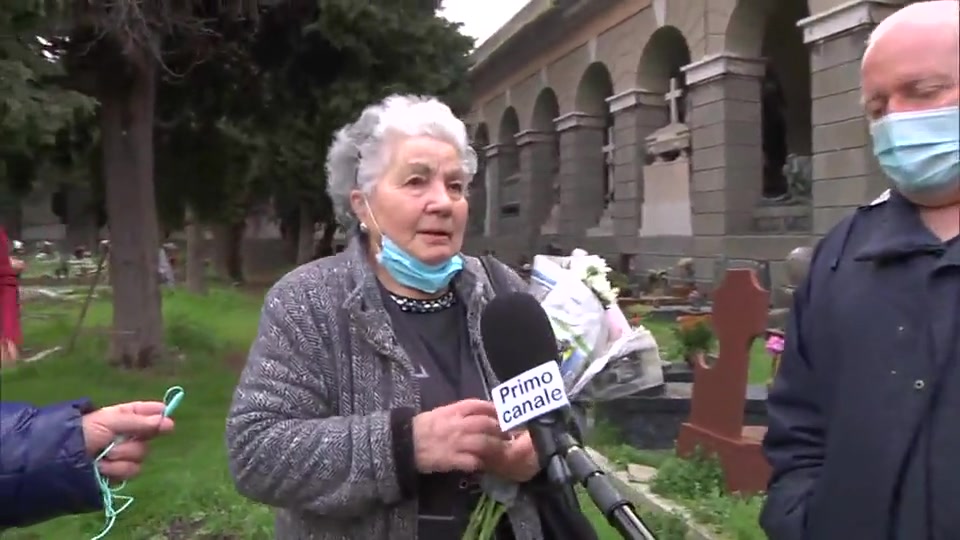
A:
631,314,774,385
3,290,270,539
650,451,765,540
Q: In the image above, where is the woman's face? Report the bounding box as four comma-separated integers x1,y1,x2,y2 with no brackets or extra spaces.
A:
353,135,469,265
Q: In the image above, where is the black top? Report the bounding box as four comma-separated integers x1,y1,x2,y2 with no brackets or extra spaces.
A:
381,285,515,540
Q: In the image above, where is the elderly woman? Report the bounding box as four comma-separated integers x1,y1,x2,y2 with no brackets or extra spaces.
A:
226,95,549,539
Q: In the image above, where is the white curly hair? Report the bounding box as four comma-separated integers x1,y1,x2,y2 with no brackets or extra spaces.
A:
325,94,479,230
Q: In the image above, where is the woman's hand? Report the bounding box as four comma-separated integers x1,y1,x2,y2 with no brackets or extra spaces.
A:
483,431,540,483
412,399,507,474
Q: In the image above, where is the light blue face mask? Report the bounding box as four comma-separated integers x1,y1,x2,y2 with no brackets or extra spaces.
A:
362,199,463,294
377,235,464,294
870,106,960,196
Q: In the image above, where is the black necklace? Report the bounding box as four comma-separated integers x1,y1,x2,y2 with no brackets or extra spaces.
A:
388,290,457,313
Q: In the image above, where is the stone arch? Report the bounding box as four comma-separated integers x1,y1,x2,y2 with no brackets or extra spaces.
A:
473,123,489,146
574,62,614,116
492,107,521,234
636,26,692,94
468,123,489,236
529,88,561,235
496,106,521,180
725,0,811,200
572,62,616,227
531,88,560,132
497,106,521,144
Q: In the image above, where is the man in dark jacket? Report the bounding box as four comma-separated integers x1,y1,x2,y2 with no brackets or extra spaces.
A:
760,2,959,539
0,399,175,528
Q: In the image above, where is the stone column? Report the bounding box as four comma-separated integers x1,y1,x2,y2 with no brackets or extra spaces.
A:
798,0,899,236
605,88,670,251
515,130,557,251
554,112,606,243
681,54,766,240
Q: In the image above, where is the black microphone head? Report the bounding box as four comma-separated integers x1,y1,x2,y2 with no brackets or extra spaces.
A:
481,292,559,381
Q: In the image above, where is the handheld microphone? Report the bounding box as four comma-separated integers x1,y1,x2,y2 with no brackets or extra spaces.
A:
480,292,657,540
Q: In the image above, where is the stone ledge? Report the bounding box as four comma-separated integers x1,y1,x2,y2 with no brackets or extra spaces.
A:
607,88,665,114
585,447,720,540
797,0,901,44
681,54,766,86
554,111,606,132
483,143,515,158
515,130,555,146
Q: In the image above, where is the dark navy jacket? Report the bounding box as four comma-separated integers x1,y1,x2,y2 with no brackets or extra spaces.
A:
761,189,960,540
0,399,104,528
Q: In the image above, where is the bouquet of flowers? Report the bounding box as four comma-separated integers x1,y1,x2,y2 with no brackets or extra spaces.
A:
463,248,664,539
526,248,664,400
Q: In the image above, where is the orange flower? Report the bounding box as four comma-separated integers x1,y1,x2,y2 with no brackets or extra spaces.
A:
677,314,711,331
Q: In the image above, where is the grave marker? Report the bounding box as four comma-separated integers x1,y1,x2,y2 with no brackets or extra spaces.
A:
675,268,771,494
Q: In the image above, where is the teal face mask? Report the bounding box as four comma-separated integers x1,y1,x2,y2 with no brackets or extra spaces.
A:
363,198,463,294
870,106,960,196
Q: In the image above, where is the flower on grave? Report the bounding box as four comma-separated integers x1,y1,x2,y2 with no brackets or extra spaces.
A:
565,249,619,307
765,335,785,355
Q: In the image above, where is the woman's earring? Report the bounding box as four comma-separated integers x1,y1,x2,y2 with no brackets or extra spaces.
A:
359,222,369,233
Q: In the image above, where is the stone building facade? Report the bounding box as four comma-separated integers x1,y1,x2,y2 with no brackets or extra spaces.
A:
463,0,912,287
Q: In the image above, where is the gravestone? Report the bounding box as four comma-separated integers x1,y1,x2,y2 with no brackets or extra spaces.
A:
640,79,693,238
769,245,813,328
713,256,771,293
675,268,771,494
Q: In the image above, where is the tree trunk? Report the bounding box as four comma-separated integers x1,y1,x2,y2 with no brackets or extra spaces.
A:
99,47,164,369
226,220,245,284
0,197,22,241
184,206,207,295
315,216,337,259
280,214,298,264
213,221,245,285
296,201,314,265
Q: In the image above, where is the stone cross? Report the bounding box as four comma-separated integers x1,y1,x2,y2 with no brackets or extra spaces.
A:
602,126,616,204
675,267,772,494
665,77,683,124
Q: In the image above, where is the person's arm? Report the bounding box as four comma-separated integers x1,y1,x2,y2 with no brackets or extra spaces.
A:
759,277,825,540
225,284,413,518
0,400,103,528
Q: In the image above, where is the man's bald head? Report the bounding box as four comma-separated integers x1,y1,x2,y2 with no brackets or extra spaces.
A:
865,0,959,64
861,0,959,120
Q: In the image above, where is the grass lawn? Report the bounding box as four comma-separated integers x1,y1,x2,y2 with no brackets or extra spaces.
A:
627,307,775,385
4,289,641,539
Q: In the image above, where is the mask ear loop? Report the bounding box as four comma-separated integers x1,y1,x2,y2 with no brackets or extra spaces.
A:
362,197,386,255
89,386,185,540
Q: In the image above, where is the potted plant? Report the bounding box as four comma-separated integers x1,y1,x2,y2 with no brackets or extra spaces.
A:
671,318,716,368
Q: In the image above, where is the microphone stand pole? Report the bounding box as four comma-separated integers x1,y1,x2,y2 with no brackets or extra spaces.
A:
529,417,578,509
556,433,657,540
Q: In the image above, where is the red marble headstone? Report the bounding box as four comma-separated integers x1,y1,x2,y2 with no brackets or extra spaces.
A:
676,268,771,494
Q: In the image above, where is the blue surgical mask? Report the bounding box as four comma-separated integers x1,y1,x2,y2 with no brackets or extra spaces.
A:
377,235,463,294
870,106,960,196
362,198,463,294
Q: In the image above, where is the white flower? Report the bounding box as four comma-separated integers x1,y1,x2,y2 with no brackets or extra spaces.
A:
567,248,618,307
